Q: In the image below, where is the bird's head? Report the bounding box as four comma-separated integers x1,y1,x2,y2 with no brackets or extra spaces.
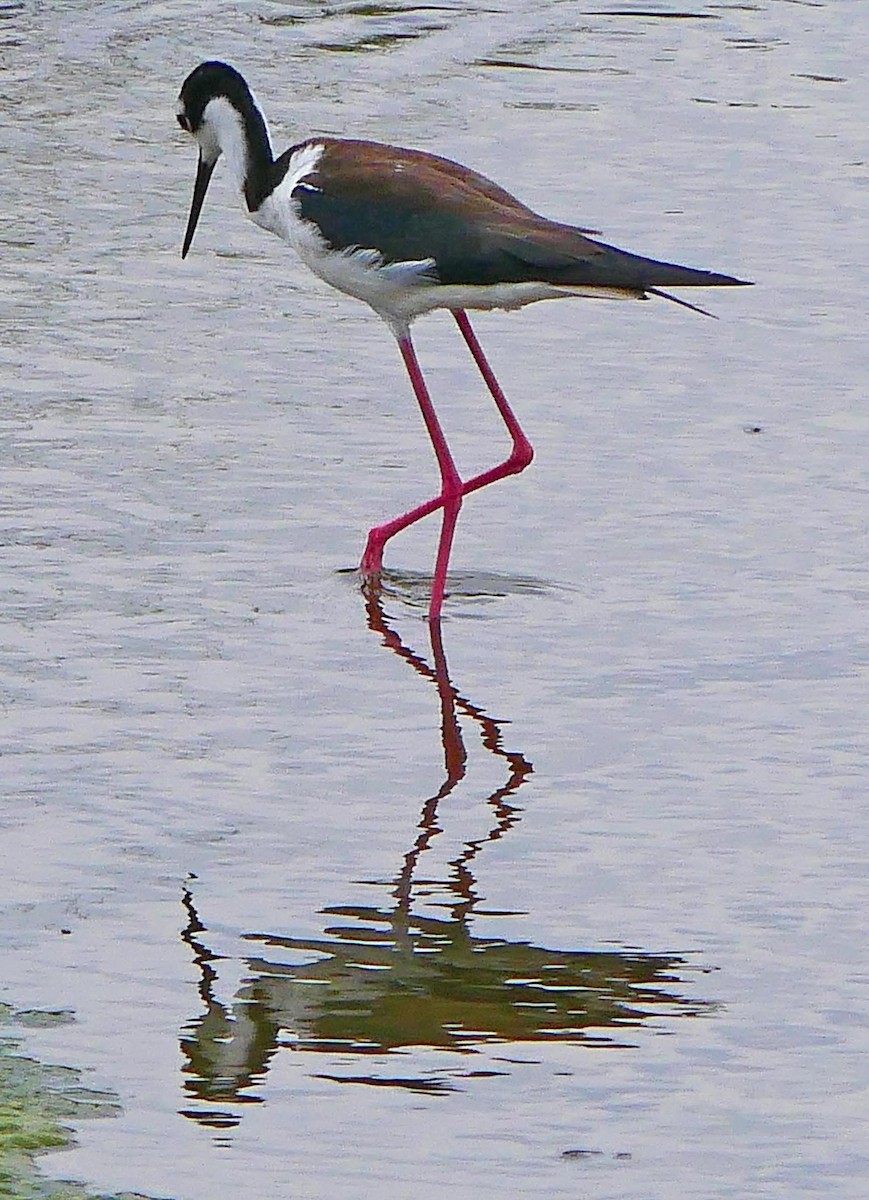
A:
176,61,270,258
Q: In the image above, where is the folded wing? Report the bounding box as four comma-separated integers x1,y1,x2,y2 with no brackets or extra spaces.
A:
287,139,749,296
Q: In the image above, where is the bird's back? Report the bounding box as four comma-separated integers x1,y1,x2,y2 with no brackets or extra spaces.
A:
277,137,747,297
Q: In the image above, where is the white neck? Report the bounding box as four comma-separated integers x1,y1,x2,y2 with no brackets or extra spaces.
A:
199,95,273,194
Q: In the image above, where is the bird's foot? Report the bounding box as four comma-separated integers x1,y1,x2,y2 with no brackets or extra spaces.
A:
360,533,386,577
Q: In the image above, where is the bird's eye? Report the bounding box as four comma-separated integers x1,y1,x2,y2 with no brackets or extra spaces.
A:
177,113,192,133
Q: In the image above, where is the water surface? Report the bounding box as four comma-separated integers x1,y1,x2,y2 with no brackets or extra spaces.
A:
1,1,867,1198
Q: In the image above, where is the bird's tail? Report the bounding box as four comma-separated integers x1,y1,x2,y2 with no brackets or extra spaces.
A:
585,239,751,293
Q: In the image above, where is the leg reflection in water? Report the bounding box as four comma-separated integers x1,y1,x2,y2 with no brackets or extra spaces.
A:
363,589,532,927
179,592,712,1125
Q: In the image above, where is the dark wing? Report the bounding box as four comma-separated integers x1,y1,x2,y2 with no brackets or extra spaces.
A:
286,138,567,286
287,139,748,293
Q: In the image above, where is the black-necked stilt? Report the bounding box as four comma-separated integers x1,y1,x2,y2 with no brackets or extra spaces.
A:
176,60,750,622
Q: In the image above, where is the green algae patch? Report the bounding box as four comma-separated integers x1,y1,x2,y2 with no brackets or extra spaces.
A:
0,1004,162,1200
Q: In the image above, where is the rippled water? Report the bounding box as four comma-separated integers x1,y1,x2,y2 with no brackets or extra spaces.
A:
1,1,867,1198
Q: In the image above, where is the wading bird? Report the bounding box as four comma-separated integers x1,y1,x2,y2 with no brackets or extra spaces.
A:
176,61,749,622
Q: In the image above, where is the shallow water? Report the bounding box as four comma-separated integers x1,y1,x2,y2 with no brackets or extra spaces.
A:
1,1,867,1197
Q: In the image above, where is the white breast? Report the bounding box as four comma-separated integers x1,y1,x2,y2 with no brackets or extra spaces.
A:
250,142,324,243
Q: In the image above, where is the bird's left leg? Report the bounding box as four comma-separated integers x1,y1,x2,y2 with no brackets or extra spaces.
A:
451,310,534,488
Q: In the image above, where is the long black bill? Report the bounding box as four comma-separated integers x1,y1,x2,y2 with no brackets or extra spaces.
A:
181,154,218,259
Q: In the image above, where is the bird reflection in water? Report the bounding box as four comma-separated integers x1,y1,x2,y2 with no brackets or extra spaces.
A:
179,591,711,1127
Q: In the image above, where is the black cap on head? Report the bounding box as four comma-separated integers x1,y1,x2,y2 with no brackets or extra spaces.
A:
177,60,252,133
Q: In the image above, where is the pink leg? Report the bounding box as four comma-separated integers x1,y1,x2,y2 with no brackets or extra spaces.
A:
452,309,534,486
361,312,534,595
385,332,463,622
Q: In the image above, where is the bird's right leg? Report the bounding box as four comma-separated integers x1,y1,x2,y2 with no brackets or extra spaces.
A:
361,330,463,622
